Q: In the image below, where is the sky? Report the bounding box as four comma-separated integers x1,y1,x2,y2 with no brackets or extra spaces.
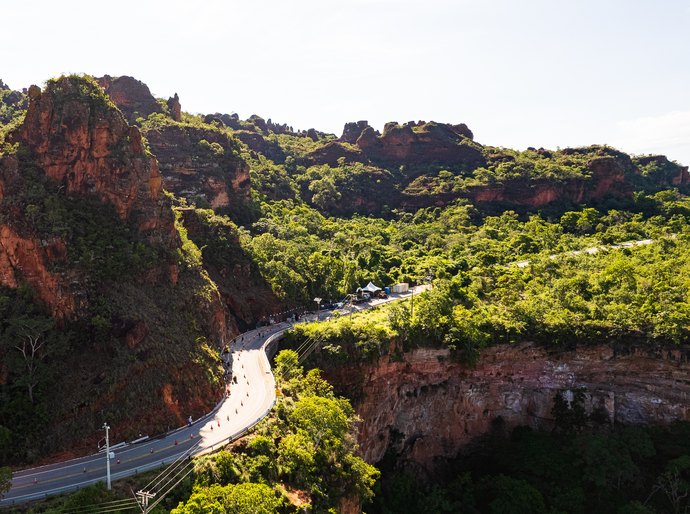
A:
2,0,689,165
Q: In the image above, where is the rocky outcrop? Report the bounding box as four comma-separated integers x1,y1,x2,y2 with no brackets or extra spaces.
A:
96,75,164,123
323,342,690,473
340,120,485,168
0,80,27,124
302,141,366,167
167,93,182,122
234,130,286,164
341,121,373,144
633,154,690,186
0,76,178,315
142,123,250,212
16,78,174,236
0,224,77,317
460,156,629,209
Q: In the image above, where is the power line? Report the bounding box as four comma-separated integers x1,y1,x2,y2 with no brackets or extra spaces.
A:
144,462,197,513
150,459,195,497
59,498,139,514
141,439,200,492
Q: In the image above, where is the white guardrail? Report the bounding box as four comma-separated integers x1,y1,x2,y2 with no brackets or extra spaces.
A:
0,326,290,507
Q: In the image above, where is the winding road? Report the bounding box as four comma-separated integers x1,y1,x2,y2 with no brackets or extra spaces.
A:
0,323,286,508
0,286,426,508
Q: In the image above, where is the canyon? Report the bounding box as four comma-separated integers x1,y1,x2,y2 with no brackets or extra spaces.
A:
323,342,690,474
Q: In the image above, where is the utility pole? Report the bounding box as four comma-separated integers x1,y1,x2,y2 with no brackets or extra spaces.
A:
103,423,111,490
136,490,156,513
410,288,414,317
313,297,322,321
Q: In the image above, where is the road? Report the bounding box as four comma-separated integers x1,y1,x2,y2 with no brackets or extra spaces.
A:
511,238,656,268
0,323,286,508
0,285,429,507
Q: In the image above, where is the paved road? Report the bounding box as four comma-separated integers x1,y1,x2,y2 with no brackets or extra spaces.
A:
0,285,430,507
0,323,287,508
511,238,656,268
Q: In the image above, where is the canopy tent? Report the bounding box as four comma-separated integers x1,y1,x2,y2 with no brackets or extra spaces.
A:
361,282,382,293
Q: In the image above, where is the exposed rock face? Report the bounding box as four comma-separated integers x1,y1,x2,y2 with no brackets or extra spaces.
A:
302,141,366,167
341,120,485,168
324,342,690,473
16,79,173,234
0,77,177,315
96,75,164,123
167,93,182,122
0,224,76,317
210,113,242,130
142,123,250,212
341,120,373,144
0,80,28,124
462,156,629,209
234,130,286,164
248,114,268,133
634,154,690,186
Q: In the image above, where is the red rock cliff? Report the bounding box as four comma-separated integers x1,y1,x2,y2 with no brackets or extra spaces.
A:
96,75,164,123
341,120,485,168
143,124,250,214
324,343,690,473
0,76,177,315
16,78,174,236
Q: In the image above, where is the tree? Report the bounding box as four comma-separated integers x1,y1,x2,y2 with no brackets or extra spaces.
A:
171,483,284,514
274,349,301,381
290,396,351,451
0,466,10,499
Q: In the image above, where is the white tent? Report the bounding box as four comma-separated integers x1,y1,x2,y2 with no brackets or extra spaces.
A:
361,282,381,293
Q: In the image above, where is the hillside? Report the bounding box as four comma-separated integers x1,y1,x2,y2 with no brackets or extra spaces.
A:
2,73,690,512
0,76,274,463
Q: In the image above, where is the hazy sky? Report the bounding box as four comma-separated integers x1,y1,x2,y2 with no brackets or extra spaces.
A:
3,0,689,165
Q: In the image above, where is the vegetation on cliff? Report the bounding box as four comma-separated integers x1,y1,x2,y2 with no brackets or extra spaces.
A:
0,76,229,463
284,191,690,370
2,72,690,512
372,412,690,513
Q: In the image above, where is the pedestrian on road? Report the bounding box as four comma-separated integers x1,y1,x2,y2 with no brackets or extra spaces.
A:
188,415,193,426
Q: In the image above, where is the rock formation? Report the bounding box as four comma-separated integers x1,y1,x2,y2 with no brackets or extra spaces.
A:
341,120,374,144
323,342,690,475
0,76,234,454
0,76,177,316
142,123,251,214
340,120,485,168
15,79,174,236
167,93,182,122
96,75,164,124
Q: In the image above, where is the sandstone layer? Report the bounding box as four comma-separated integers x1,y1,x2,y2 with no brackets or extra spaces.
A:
324,342,690,473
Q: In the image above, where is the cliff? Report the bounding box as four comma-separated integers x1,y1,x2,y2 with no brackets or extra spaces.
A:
16,79,174,236
0,76,230,461
142,121,251,219
96,75,164,124
340,119,484,168
0,76,177,316
323,342,690,474
179,207,280,333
